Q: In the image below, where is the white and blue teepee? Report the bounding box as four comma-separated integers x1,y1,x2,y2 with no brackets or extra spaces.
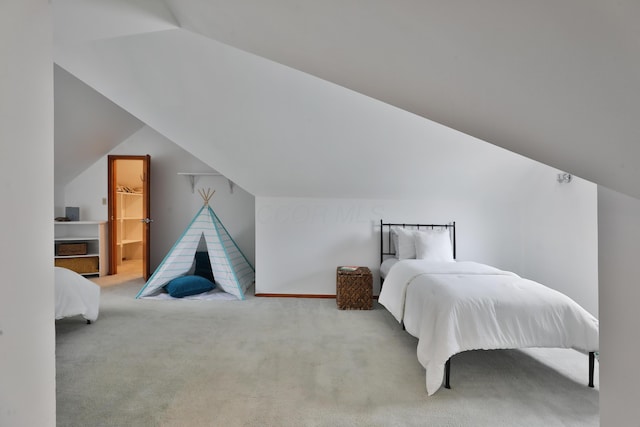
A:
136,189,254,300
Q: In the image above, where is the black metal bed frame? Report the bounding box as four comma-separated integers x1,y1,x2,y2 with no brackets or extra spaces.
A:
379,220,456,266
378,220,596,391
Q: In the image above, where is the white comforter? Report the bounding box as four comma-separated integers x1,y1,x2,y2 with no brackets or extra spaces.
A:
378,260,599,395
55,267,100,322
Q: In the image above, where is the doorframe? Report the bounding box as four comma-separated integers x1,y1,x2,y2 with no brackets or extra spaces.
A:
107,155,151,279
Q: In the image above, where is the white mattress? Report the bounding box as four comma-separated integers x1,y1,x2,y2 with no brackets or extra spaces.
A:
55,267,100,322
378,260,599,395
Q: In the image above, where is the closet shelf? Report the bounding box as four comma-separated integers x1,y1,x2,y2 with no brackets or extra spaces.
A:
115,191,143,267
177,172,234,194
120,239,142,245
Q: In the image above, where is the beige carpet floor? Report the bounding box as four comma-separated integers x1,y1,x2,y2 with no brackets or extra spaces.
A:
55,274,599,427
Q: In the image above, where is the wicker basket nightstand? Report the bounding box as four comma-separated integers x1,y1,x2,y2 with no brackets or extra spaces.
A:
336,266,373,310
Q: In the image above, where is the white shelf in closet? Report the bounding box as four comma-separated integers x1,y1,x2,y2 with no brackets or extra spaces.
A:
120,239,142,245
116,191,144,264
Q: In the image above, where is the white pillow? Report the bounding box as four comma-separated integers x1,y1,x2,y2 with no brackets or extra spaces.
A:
414,229,454,262
393,227,417,260
390,227,399,256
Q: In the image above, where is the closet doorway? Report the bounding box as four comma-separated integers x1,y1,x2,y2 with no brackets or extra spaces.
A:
107,155,151,279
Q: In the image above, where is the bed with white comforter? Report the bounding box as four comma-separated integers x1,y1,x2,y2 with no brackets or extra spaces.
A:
378,260,599,395
55,267,100,322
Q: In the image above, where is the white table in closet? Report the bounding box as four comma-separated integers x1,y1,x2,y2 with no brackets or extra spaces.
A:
54,221,107,276
116,191,143,264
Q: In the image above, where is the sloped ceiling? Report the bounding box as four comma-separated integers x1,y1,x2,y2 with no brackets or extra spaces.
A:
53,0,640,199
53,0,173,186
53,0,178,45
54,65,143,185
161,0,640,200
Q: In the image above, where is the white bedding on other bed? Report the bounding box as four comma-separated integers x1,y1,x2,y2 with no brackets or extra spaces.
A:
378,260,599,395
55,267,100,322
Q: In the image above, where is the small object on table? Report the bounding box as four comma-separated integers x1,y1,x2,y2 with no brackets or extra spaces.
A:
336,266,373,310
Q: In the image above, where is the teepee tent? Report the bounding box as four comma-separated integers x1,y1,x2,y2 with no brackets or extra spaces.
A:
136,189,254,300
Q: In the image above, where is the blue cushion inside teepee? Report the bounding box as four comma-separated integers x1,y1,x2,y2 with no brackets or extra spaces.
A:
193,251,215,282
165,275,215,298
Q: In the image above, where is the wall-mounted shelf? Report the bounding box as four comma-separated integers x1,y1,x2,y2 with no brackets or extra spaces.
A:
177,172,234,193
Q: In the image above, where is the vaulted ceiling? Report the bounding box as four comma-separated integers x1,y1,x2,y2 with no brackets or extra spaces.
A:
53,0,640,200
54,65,144,186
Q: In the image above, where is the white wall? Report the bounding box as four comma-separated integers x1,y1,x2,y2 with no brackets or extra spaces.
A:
0,1,55,426
518,170,599,316
256,195,517,295
598,187,640,426
63,126,256,271
54,182,66,219
256,162,597,311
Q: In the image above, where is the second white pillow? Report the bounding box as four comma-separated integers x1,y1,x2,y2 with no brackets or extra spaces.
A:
414,229,454,262
394,227,417,260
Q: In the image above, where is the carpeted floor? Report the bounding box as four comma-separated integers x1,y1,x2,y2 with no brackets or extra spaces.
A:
55,276,599,427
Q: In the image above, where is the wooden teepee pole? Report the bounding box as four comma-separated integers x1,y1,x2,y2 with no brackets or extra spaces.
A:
198,188,215,206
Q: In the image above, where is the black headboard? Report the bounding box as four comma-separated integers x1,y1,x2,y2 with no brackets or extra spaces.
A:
379,220,456,265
